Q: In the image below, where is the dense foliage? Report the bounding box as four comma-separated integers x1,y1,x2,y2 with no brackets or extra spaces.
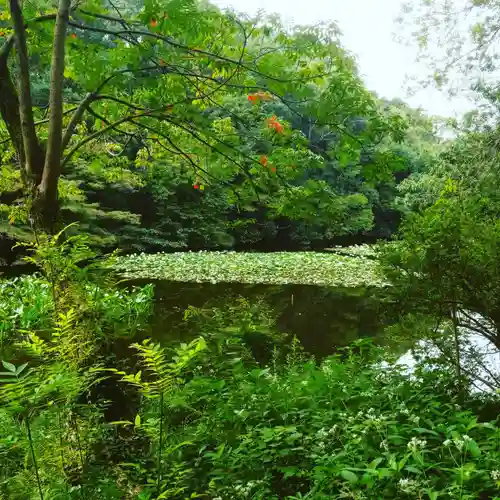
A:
0,0,441,261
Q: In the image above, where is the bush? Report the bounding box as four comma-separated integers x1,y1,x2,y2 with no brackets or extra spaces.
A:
130,340,500,499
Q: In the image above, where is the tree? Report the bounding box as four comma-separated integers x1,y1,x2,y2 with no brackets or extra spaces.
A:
0,0,407,238
382,125,500,351
398,0,500,114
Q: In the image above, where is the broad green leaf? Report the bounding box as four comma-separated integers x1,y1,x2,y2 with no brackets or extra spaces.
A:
1,361,16,373
340,470,358,483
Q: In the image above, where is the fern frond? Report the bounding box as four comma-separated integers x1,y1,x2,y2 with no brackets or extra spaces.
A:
129,337,206,397
15,332,47,359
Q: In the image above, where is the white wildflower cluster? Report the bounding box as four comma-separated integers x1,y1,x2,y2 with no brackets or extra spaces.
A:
316,428,329,440
321,363,333,375
360,390,375,398
233,480,265,497
409,415,420,425
315,425,339,449
491,470,500,481
407,437,427,452
349,407,388,428
444,435,472,451
398,478,419,493
380,439,389,451
399,405,410,416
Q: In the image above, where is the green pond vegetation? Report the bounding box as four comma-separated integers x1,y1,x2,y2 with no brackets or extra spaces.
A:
1,0,500,499
115,249,385,287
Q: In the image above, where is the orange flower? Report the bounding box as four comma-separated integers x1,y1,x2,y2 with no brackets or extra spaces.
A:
260,155,268,166
271,166,276,173
193,184,199,189
248,95,258,103
71,33,77,39
267,115,284,133
151,18,158,27
270,122,283,133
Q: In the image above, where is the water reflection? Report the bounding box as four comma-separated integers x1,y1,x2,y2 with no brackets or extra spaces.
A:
128,280,399,358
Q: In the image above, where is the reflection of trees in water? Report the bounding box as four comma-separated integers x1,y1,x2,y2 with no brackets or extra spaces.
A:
136,281,397,358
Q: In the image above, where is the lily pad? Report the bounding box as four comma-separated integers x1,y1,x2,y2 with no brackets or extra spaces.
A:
114,250,386,287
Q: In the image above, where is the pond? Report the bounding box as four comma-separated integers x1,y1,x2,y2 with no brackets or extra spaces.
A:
126,280,401,359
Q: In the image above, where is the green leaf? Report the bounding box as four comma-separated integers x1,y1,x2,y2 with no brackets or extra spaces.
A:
367,457,384,469
414,427,439,436
279,466,299,479
15,363,28,376
425,489,440,500
340,470,358,483
134,414,141,427
468,439,481,457
1,361,16,373
405,466,421,474
397,453,411,472
110,420,133,426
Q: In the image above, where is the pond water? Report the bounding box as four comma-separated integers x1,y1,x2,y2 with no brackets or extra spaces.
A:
127,280,401,358
126,280,500,393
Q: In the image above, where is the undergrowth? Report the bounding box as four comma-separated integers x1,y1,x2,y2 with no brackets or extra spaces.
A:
0,228,499,499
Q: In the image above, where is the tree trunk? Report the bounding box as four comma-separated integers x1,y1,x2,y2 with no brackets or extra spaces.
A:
0,38,25,177
8,0,44,186
36,0,72,231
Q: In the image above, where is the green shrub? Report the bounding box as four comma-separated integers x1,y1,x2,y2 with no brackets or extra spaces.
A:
135,340,500,499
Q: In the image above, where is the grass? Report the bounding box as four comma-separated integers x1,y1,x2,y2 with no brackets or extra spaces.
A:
114,249,385,287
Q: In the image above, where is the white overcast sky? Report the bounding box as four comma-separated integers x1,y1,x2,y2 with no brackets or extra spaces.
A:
212,0,475,118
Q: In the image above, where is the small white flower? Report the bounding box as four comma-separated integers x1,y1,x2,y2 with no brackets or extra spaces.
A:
328,425,338,435
491,470,500,481
407,437,426,451
443,439,452,447
462,434,472,442
398,478,418,493
380,439,389,451
410,415,420,425
453,438,464,451
316,428,328,439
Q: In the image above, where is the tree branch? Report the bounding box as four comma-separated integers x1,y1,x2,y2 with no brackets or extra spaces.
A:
61,108,164,168
9,0,43,184
61,93,97,151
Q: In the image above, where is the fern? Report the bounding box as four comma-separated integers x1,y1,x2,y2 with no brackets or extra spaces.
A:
115,337,206,495
125,337,206,398
15,332,47,359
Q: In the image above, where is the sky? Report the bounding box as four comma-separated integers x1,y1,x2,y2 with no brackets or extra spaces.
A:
212,0,475,118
